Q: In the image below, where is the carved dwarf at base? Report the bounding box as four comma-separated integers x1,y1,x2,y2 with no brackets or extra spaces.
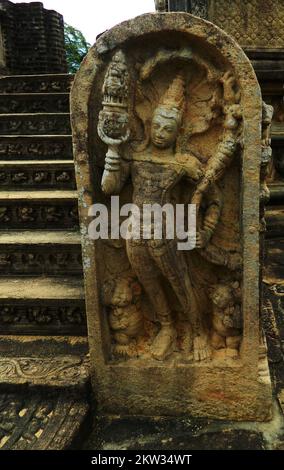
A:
209,282,242,358
102,277,144,358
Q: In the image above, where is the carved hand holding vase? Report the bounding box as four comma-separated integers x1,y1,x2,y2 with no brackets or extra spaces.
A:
71,12,272,420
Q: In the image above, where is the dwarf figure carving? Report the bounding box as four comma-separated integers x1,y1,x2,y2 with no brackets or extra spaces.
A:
209,282,242,357
102,277,144,358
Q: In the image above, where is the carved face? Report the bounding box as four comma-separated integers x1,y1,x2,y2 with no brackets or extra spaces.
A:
211,285,232,310
111,282,133,307
151,113,178,149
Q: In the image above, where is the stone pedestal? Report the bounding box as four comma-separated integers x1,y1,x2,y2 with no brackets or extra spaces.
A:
71,12,272,421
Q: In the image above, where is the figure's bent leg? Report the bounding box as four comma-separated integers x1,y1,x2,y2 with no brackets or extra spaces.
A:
148,240,211,361
126,240,176,360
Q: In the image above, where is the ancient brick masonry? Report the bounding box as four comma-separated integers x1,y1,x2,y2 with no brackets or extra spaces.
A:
0,0,67,74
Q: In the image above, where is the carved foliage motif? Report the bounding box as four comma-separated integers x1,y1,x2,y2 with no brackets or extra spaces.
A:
0,357,88,383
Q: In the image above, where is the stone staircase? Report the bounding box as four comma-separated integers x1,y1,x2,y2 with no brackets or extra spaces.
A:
0,74,89,450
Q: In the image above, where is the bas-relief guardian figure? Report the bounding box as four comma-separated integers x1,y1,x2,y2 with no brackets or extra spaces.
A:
98,46,244,363
72,12,273,420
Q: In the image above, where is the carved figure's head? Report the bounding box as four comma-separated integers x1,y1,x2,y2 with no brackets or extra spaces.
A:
151,74,186,149
102,277,142,308
210,284,233,310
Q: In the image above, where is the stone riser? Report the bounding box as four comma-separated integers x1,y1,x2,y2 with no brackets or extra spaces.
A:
0,200,78,229
0,245,82,276
0,301,86,336
0,136,72,160
0,113,71,135
0,276,85,337
265,205,284,238
0,93,70,114
0,161,75,189
0,74,73,94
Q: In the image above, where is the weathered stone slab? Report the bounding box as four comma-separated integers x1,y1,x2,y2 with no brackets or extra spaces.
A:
71,12,272,420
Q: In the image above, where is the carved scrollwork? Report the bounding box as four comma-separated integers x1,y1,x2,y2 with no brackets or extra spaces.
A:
0,141,72,159
0,168,74,188
0,304,86,334
0,356,88,383
0,96,69,114
0,116,71,135
0,78,72,94
0,203,78,228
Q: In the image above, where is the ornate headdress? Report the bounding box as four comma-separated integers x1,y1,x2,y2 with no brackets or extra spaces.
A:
154,73,186,125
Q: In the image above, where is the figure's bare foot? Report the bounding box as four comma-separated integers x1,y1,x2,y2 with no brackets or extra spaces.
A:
150,325,177,361
193,333,212,362
113,343,137,358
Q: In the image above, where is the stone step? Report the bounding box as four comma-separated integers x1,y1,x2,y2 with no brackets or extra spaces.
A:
0,335,88,356
0,190,78,229
0,160,75,189
0,135,72,160
0,354,89,390
264,237,284,286
272,124,284,139
0,389,89,450
0,113,71,135
0,230,82,276
268,183,284,204
265,205,284,239
0,277,86,336
0,93,70,114
0,74,73,94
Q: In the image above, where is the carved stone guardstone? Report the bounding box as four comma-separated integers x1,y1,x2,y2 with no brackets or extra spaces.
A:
71,13,272,420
